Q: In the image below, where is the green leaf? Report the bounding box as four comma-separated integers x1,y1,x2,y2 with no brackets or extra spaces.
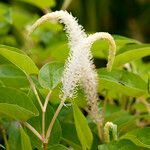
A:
20,126,32,150
0,44,24,53
120,127,150,149
4,8,13,24
0,47,39,75
113,44,150,67
98,139,145,150
19,0,56,9
0,64,29,88
47,144,68,150
0,87,39,121
72,102,93,150
8,122,32,150
38,62,64,90
91,35,139,59
8,122,22,150
61,123,82,150
98,68,147,96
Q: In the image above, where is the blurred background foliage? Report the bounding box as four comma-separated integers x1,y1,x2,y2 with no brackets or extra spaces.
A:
0,0,149,67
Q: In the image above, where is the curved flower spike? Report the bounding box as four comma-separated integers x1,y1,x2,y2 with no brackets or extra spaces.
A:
28,10,116,127
27,10,87,49
104,122,118,143
83,32,116,71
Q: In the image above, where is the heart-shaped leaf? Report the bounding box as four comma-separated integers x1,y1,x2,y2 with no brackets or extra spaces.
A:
38,62,63,90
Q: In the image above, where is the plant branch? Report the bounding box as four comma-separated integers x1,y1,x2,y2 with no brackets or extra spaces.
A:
96,121,104,142
24,122,43,142
140,97,150,113
27,75,43,109
45,98,65,143
2,128,9,150
42,91,52,139
61,0,72,10
43,91,52,111
102,92,108,122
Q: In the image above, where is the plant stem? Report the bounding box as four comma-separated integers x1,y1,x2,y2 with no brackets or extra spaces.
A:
27,75,43,109
96,121,104,142
42,91,52,139
97,92,108,142
140,97,150,113
43,91,52,111
42,111,45,139
45,98,65,143
24,122,43,142
61,0,72,10
2,128,9,150
102,95,108,122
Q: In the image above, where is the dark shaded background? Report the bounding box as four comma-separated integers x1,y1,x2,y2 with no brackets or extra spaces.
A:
56,0,150,42
0,0,150,43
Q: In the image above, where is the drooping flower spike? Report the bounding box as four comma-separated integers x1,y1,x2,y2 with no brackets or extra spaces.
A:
28,10,116,123
28,10,87,49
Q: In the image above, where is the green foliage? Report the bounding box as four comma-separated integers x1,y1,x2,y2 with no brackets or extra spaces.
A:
120,127,150,149
72,102,93,150
38,62,64,90
98,140,146,150
0,87,39,121
46,144,68,150
20,126,32,150
0,1,149,150
19,0,56,9
0,47,39,75
113,44,150,67
98,68,147,96
0,64,29,88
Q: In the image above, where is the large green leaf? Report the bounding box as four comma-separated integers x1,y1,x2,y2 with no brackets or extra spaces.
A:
20,126,32,150
120,127,150,149
73,102,93,150
8,122,32,150
0,47,39,75
38,62,64,90
113,44,150,67
98,139,146,150
47,144,68,150
61,123,82,150
0,87,39,121
19,0,56,9
8,122,22,150
0,64,29,88
98,68,147,96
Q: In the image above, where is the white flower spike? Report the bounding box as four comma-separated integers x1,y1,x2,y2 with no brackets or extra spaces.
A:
28,10,116,123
